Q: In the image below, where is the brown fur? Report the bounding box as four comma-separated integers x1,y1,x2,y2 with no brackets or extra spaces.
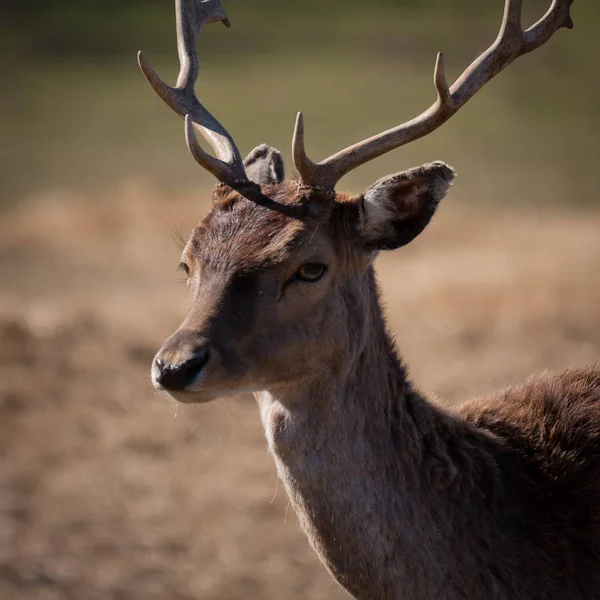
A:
152,154,600,598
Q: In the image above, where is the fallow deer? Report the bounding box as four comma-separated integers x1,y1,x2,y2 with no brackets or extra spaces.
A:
139,0,600,598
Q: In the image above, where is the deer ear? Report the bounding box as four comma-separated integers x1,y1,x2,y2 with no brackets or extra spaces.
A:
243,144,285,186
358,161,455,251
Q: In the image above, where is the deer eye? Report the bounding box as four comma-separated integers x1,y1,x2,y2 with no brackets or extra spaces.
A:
177,262,190,276
296,263,327,283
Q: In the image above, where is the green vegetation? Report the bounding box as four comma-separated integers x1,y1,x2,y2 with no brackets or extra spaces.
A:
1,0,598,207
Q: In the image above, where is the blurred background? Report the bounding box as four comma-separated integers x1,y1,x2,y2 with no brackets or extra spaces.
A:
0,0,599,598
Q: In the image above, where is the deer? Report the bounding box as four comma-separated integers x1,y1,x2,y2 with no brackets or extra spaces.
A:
139,0,600,598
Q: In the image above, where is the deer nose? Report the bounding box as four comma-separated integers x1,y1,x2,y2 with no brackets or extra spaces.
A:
153,345,210,392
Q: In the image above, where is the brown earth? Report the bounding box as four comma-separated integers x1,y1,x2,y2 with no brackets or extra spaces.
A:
1,183,599,599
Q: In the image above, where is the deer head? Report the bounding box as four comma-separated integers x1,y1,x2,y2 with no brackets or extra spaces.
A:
140,0,573,402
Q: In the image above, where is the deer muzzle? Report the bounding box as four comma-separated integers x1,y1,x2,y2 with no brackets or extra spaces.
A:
152,330,211,392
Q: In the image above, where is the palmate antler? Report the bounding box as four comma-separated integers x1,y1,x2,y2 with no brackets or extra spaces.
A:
138,0,248,184
293,0,575,190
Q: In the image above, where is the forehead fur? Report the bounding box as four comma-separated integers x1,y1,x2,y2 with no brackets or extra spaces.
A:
187,181,336,272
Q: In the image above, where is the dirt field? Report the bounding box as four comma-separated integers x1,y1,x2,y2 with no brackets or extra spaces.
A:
1,184,599,599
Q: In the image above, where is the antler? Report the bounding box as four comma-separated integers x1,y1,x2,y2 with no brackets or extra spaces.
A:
138,0,247,184
293,0,575,190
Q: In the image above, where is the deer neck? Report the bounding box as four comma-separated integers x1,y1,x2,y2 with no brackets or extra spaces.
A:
254,267,506,598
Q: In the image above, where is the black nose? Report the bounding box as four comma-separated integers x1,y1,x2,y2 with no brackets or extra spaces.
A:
154,349,210,392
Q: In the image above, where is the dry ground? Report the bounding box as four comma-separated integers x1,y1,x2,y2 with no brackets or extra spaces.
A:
1,184,599,599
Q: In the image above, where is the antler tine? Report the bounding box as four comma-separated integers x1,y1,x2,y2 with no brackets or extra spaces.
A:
138,0,247,184
523,0,574,51
293,0,574,190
